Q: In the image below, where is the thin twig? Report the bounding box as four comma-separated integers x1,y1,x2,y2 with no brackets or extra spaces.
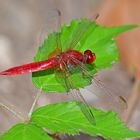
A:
0,102,25,121
121,78,140,124
28,88,42,119
44,128,66,140
48,133,63,140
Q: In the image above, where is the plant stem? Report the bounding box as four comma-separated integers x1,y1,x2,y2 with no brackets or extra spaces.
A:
0,102,25,122
28,88,42,119
48,133,63,140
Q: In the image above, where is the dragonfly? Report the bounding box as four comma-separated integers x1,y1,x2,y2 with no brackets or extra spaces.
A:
0,11,127,125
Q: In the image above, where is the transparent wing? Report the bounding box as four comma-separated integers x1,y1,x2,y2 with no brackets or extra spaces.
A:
69,55,127,113
47,10,62,57
55,60,96,125
54,9,62,52
65,14,99,51
36,9,62,59
69,89,96,125
30,9,63,113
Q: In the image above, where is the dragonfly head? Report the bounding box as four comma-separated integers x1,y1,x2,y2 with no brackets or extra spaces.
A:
84,50,96,64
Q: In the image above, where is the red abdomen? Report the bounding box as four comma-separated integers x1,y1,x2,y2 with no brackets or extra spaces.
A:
0,57,59,75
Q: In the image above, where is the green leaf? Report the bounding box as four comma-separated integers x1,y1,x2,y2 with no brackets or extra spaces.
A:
0,123,52,140
32,19,137,92
31,101,140,139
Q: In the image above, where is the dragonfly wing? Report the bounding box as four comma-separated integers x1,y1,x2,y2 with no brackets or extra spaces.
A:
36,9,62,45
35,9,62,62
47,10,62,57
55,10,62,52
87,77,128,112
71,89,96,125
64,14,99,51
55,60,96,125
69,55,127,113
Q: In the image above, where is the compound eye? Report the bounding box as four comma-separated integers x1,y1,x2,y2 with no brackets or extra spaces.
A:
84,50,96,64
92,53,96,61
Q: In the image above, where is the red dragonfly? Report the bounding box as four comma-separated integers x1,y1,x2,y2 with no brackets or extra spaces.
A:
0,50,95,75
0,12,126,125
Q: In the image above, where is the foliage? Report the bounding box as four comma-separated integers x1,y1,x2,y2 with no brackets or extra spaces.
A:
1,102,140,140
0,19,138,140
32,19,136,92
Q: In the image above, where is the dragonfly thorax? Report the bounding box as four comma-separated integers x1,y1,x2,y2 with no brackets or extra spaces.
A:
56,50,96,72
